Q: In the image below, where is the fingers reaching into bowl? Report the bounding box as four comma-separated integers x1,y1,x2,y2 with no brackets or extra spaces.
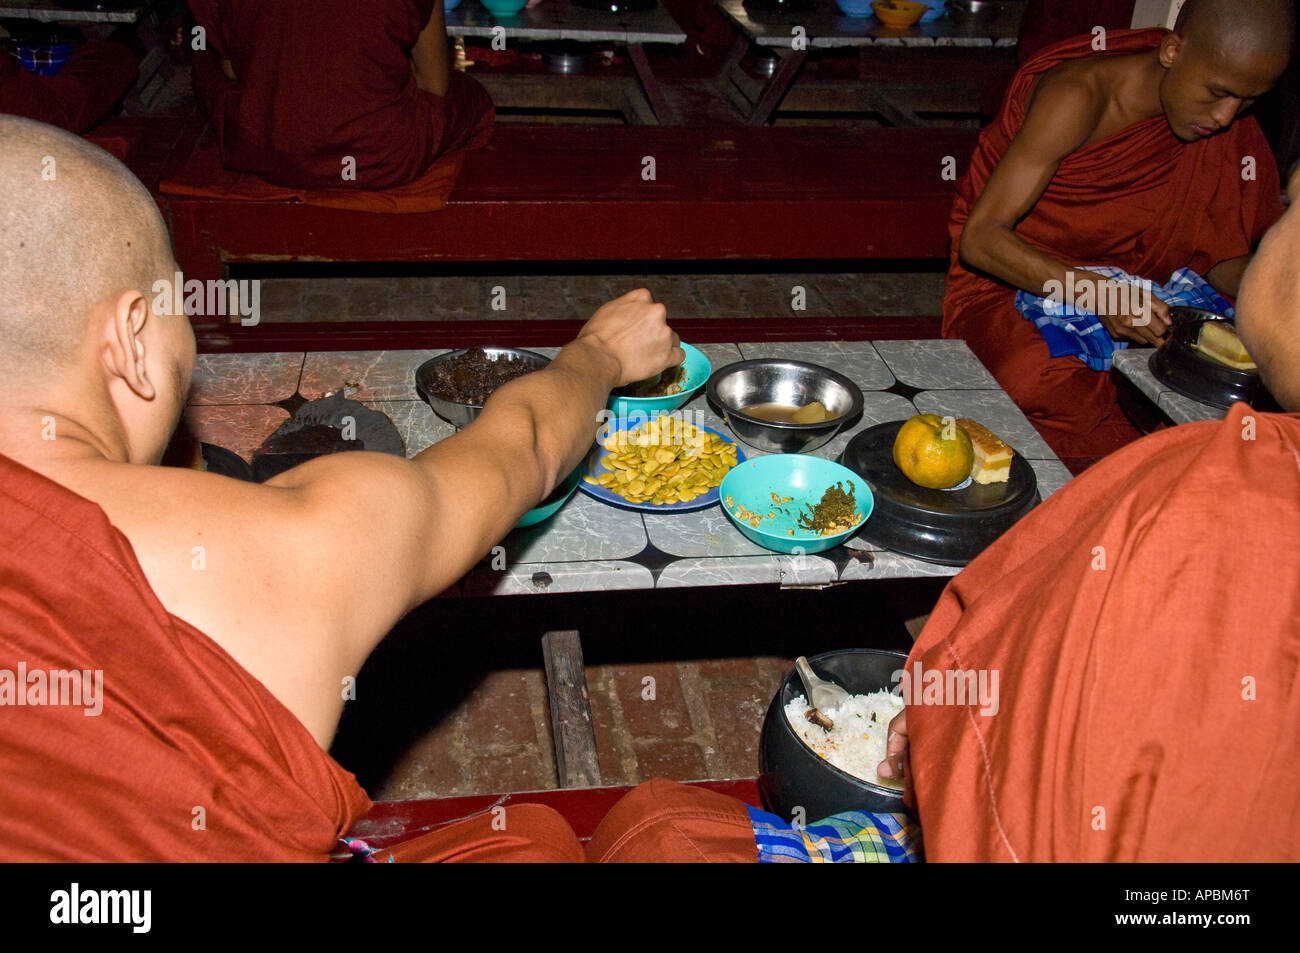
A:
579,289,684,388
876,709,909,782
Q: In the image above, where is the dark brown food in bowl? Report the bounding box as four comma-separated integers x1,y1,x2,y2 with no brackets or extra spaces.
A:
613,364,686,398
424,347,541,405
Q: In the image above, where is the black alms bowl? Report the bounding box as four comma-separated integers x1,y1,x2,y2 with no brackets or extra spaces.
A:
759,648,911,824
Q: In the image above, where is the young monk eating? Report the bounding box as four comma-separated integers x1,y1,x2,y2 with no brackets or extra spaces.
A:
944,0,1292,459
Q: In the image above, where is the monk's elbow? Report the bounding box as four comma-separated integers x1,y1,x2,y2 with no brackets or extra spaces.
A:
957,225,990,273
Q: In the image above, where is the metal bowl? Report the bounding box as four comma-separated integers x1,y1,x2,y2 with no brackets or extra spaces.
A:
415,347,551,428
759,649,910,824
707,359,863,454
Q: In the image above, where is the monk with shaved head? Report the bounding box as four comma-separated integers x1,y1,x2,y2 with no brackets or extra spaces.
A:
945,0,1294,459
0,114,700,861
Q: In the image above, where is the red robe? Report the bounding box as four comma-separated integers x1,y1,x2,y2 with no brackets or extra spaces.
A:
187,0,493,190
944,29,1284,458
0,449,758,862
907,404,1300,861
0,39,138,134
0,451,370,860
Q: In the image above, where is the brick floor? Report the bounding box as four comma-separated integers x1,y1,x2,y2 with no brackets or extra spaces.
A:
368,654,798,800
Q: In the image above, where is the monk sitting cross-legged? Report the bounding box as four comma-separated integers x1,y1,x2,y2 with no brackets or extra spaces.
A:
187,0,493,190
945,0,1292,459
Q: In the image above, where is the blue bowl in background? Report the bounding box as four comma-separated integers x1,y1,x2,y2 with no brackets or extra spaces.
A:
720,454,872,553
607,342,710,420
16,43,72,76
445,0,463,9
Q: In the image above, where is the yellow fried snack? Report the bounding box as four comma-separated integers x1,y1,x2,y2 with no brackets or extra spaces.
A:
583,416,739,505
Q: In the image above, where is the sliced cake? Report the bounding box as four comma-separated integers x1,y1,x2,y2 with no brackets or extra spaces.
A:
958,418,1014,485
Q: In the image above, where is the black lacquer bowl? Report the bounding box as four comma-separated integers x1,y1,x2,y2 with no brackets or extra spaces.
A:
838,421,1039,566
1149,307,1275,411
759,649,910,824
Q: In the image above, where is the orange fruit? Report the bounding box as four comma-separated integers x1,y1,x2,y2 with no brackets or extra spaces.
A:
892,414,974,489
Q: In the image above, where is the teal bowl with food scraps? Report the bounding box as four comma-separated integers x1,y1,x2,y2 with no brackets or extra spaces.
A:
607,342,710,419
516,467,581,528
720,454,872,554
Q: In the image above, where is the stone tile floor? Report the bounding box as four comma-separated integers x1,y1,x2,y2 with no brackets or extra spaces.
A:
254,270,948,324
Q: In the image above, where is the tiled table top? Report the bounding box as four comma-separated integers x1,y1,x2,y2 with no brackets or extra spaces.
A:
187,340,1070,595
1112,348,1224,426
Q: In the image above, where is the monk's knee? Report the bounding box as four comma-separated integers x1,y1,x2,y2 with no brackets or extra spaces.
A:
384,802,583,863
586,778,758,863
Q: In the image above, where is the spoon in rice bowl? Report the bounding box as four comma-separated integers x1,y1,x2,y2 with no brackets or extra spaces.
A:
795,656,851,730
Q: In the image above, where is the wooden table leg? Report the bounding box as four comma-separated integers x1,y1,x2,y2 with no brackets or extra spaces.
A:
541,629,603,789
626,42,677,125
748,48,807,126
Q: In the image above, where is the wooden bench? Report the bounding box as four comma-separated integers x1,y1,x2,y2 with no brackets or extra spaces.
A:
164,123,978,282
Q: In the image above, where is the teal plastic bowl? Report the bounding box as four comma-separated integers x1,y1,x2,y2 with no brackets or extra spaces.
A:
719,455,873,553
481,0,528,14
517,467,581,528
607,343,710,421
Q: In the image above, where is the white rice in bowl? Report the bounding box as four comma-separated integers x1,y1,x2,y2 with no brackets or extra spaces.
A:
784,690,905,790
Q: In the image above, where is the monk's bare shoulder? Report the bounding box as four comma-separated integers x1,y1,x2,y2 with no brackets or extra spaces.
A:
1020,60,1110,157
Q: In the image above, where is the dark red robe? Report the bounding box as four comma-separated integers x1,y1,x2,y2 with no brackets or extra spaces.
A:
944,29,1283,458
187,0,493,190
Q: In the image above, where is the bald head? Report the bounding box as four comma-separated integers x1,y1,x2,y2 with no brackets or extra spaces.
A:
0,115,175,377
1174,0,1294,65
1236,175,1300,412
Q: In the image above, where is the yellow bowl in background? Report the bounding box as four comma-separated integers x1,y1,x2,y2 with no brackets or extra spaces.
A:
871,0,927,27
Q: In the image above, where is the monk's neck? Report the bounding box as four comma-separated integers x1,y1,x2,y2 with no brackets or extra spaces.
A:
0,398,136,477
1112,49,1171,125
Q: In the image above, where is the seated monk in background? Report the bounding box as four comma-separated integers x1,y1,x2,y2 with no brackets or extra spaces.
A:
945,0,1291,459
187,0,493,190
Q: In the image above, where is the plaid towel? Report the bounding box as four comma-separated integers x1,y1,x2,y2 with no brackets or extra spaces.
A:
1014,266,1234,372
747,805,923,863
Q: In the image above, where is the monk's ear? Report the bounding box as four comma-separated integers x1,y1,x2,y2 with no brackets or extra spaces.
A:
1158,32,1183,69
101,289,156,402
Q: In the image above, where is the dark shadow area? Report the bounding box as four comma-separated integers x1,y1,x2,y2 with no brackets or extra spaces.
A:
329,576,943,792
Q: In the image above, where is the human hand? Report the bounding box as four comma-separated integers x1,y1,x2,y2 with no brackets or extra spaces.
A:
577,288,682,387
876,709,909,783
1096,287,1171,347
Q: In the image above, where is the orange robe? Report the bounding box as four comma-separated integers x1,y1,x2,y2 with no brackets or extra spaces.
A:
907,404,1300,861
0,451,754,861
944,29,1284,458
0,451,371,861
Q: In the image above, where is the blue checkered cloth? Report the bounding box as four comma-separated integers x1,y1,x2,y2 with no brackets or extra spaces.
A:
1014,266,1234,371
747,805,923,863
